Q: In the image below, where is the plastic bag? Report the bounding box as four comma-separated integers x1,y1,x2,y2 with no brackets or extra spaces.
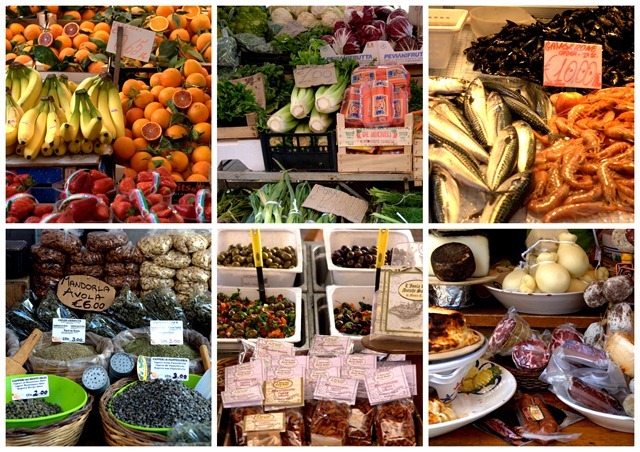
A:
374,398,416,446
182,291,212,337
347,399,374,446
511,335,550,371
231,406,263,446
7,291,49,339
310,400,349,446
6,330,20,358
86,231,129,253
106,284,156,328
515,393,582,445
485,306,534,358
218,36,239,68
141,288,191,328
39,229,82,254
84,312,129,338
36,290,79,329
167,421,212,445
550,323,583,352
281,408,305,446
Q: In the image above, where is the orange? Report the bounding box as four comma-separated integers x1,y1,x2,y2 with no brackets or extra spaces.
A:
131,118,151,139
182,59,203,77
150,85,164,100
171,172,185,182
191,161,211,177
141,122,162,141
88,61,105,73
81,9,96,20
80,21,95,32
179,5,201,19
191,145,212,164
72,33,89,48
124,129,133,139
186,87,205,104
189,14,211,33
150,109,171,130
155,5,175,17
160,68,182,88
168,151,189,172
113,136,136,162
61,10,81,20
196,32,211,52
91,30,110,44
9,24,25,36
185,72,206,88
78,41,98,52
132,137,149,151
148,156,172,172
6,53,17,62
158,87,178,106
203,46,211,63
122,79,148,97
74,49,91,63
12,35,27,46
123,167,138,179
143,102,164,119
149,72,163,87
57,47,75,61
133,90,154,109
23,24,43,41
173,89,193,108
49,24,64,39
168,13,188,31
6,28,13,40
93,23,111,34
169,28,190,42
148,16,169,32
192,122,211,144
187,102,209,123
47,6,59,14
14,55,34,66
186,173,208,182
129,151,152,173
54,35,73,50
125,107,145,126
5,39,11,51
165,124,188,139
191,34,198,46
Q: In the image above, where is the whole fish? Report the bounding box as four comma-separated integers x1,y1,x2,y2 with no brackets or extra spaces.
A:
481,172,532,223
513,120,535,172
486,125,519,191
431,97,475,138
428,76,469,95
526,83,553,122
502,95,552,135
429,143,491,192
430,165,461,223
486,91,512,146
428,109,490,164
464,78,492,147
479,77,534,109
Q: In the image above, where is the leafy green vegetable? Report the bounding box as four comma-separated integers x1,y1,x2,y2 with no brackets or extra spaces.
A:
229,63,294,114
408,79,423,112
218,6,270,38
217,80,267,127
272,24,332,59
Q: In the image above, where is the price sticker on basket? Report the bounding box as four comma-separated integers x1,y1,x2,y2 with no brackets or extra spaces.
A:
149,357,190,381
11,376,49,401
543,41,602,89
150,320,184,345
51,318,86,344
57,275,116,312
294,63,338,88
106,21,155,62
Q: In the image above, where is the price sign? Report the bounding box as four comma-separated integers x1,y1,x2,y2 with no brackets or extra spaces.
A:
150,320,183,345
302,184,369,224
11,376,49,401
543,41,602,89
294,63,338,88
57,275,116,312
150,357,190,381
52,318,86,344
106,21,155,62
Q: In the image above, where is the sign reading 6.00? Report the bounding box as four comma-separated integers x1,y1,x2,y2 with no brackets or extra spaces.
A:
543,41,602,90
293,63,338,88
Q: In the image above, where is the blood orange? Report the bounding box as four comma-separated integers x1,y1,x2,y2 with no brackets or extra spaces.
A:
62,22,79,38
37,31,54,47
172,89,193,109
140,121,162,141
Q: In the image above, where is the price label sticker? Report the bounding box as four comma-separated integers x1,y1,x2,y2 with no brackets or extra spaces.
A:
52,318,86,343
11,376,49,401
150,320,183,345
543,41,602,89
150,357,190,381
106,21,155,62
294,63,338,88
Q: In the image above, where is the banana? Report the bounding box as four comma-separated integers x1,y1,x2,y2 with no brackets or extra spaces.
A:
51,99,68,124
7,68,20,102
6,90,24,147
17,67,43,111
56,77,72,113
84,117,103,141
60,106,80,142
87,79,101,108
41,145,54,157
23,103,49,160
68,139,81,154
93,141,107,155
80,138,94,154
19,66,30,98
80,95,103,141
97,81,116,141
44,103,59,147
7,142,17,156
54,140,68,156
74,74,100,94
106,80,126,138
17,103,43,145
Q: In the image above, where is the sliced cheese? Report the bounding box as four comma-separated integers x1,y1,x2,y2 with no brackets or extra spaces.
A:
428,234,489,277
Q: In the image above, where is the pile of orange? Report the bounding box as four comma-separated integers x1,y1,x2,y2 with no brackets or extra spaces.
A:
113,59,212,182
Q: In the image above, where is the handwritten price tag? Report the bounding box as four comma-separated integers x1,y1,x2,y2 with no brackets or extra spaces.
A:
106,22,155,62
11,376,49,401
150,320,183,345
543,41,602,89
52,318,86,344
294,63,338,88
150,357,189,381
302,184,368,223
57,275,115,312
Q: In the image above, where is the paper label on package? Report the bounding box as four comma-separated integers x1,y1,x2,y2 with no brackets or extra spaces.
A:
255,338,294,357
149,357,189,381
337,125,413,147
374,40,423,65
273,355,308,369
244,412,286,433
267,365,305,380
343,354,378,368
302,185,368,224
106,21,155,62
364,366,411,405
377,361,417,395
373,267,423,338
11,376,49,400
294,63,338,88
150,320,183,345
51,318,86,343
305,365,340,400
225,360,265,390
241,275,269,287
310,334,353,356
264,378,304,407
308,356,342,370
341,354,378,398
313,376,359,405
543,41,602,89
221,385,264,408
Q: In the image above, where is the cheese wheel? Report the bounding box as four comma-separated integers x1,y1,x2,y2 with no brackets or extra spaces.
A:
428,234,489,277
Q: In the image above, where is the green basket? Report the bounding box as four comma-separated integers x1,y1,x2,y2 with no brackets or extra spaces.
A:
110,374,203,435
6,374,88,429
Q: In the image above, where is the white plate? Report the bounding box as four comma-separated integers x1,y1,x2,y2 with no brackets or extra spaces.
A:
429,330,485,362
556,393,634,434
484,284,586,315
429,359,516,438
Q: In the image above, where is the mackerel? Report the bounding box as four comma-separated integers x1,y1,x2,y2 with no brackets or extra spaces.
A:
481,172,532,223
428,76,469,95
431,97,475,138
428,109,490,163
428,143,491,192
502,95,552,135
430,165,461,223
486,91,512,147
464,78,492,147
486,125,518,191
479,77,534,109
513,120,535,172
526,83,553,122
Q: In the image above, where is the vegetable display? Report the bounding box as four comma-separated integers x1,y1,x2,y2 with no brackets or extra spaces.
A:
217,292,296,339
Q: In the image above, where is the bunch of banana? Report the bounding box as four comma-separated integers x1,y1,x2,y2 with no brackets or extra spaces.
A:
16,96,65,160
6,87,24,155
6,62,42,112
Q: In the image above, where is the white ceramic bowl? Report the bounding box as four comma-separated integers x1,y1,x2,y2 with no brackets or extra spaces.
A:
556,393,634,433
469,7,536,38
484,284,586,315
429,341,488,402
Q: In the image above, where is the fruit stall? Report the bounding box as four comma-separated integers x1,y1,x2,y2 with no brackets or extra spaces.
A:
428,228,634,446
428,6,634,223
216,6,424,224
6,6,212,223
6,229,212,446
216,227,424,446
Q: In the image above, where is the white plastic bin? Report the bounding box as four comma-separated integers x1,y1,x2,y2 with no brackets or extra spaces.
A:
429,8,468,69
327,285,375,349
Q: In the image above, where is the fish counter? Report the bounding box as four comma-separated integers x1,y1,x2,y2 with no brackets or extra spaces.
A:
428,6,634,223
427,228,634,446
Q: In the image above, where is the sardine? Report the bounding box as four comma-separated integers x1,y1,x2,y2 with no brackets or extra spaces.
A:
431,97,475,138
479,77,534,109
464,78,492,147
486,91,512,146
526,83,553,122
428,76,469,95
428,109,490,164
513,120,535,172
481,172,532,223
486,125,518,191
429,143,491,192
430,165,461,223
502,95,552,135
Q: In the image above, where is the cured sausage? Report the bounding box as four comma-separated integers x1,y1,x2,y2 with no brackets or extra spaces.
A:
567,376,625,415
518,394,558,445
512,339,550,370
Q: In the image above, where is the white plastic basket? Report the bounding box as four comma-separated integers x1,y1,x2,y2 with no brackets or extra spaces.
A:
429,8,468,69
326,285,375,349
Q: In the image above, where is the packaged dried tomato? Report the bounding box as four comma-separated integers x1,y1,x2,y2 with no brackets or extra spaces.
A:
310,400,350,446
281,408,305,446
375,399,416,446
347,399,374,446
304,400,318,445
231,406,263,446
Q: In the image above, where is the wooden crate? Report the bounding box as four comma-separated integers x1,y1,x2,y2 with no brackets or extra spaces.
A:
217,112,259,140
336,113,413,174
7,276,29,310
413,156,423,187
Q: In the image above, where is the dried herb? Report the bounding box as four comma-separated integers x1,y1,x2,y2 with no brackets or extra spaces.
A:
34,342,97,361
123,338,198,359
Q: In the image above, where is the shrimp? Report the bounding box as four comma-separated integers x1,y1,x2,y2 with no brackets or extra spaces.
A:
604,124,634,142
565,184,603,204
542,202,623,223
527,184,571,214
561,152,593,189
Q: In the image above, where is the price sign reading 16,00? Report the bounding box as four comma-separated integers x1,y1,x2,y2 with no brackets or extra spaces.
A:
543,41,602,90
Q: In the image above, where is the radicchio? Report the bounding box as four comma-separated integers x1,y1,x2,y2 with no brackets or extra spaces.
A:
387,9,409,21
394,36,417,51
344,6,374,29
373,6,394,21
386,16,413,41
355,24,384,45
321,35,335,45
332,28,361,55
333,21,346,33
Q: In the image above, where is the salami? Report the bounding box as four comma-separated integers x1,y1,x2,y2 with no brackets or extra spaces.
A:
517,394,558,445
567,376,625,415
512,339,550,370
550,323,582,352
